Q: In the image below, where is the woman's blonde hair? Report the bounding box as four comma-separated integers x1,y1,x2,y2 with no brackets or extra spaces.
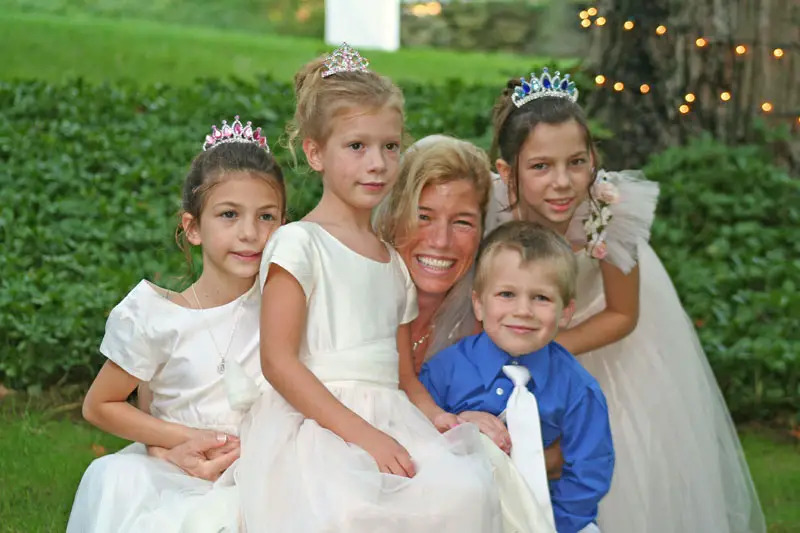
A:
287,55,405,152
374,135,493,361
374,135,492,244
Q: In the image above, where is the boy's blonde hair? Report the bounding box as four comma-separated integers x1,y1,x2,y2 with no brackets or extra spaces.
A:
474,221,577,304
287,55,405,150
374,135,492,244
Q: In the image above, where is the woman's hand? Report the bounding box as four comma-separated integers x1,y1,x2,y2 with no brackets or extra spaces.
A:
544,438,564,480
148,431,240,481
458,411,511,454
354,427,416,478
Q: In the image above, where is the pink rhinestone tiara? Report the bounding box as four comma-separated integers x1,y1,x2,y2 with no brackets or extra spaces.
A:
203,115,270,153
321,43,370,78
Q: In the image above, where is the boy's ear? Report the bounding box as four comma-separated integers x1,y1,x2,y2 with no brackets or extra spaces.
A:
471,290,485,323
303,138,324,172
182,213,201,246
558,298,576,329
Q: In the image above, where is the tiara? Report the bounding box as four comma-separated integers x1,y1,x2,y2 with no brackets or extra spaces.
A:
322,43,370,78
512,68,579,108
203,115,270,153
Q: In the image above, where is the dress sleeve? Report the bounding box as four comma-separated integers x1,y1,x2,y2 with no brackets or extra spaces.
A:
566,169,660,274
259,223,318,299
99,283,167,382
391,246,419,325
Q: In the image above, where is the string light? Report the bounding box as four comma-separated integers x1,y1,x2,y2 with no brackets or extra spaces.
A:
576,9,799,129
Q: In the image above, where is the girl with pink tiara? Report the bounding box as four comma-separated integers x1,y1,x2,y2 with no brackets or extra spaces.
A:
67,117,285,533
236,44,502,532
486,69,766,532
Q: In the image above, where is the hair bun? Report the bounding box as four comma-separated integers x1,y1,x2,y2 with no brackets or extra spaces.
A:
503,78,523,97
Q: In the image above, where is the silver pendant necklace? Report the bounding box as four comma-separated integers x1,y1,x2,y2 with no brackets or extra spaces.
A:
191,283,245,374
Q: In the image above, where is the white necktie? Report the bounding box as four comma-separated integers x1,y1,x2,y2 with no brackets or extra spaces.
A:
502,364,555,529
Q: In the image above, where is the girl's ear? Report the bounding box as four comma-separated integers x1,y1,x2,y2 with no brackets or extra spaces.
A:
495,158,518,206
303,138,324,172
182,212,202,246
495,158,512,186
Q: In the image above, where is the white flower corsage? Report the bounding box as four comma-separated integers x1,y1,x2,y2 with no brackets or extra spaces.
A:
584,174,619,260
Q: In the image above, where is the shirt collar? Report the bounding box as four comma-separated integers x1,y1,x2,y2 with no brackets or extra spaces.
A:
469,332,552,390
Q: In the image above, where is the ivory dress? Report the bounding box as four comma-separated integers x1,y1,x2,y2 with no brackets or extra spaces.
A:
236,221,503,533
67,281,263,533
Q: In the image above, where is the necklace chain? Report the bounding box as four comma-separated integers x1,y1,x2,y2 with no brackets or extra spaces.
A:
412,324,434,352
190,283,245,374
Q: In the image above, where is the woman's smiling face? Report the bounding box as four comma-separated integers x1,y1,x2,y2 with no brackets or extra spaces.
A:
395,180,483,299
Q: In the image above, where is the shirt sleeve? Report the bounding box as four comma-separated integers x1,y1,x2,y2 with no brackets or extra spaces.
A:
419,357,448,410
99,284,167,382
550,386,615,533
259,223,318,299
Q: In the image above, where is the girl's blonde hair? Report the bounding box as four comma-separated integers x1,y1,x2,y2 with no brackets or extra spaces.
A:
374,135,492,245
374,135,493,361
287,55,405,151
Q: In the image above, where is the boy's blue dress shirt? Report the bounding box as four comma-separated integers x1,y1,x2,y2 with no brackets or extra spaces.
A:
419,332,614,533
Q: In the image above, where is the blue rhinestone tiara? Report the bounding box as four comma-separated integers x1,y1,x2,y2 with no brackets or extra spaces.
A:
512,68,580,108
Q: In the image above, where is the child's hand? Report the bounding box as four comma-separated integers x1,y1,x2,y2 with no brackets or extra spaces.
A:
431,411,463,433
204,434,240,460
457,411,512,454
153,432,240,481
355,428,416,478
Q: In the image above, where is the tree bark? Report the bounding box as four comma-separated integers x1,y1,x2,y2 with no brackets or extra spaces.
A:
584,0,800,170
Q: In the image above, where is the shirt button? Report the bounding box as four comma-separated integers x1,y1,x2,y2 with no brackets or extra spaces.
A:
495,387,505,395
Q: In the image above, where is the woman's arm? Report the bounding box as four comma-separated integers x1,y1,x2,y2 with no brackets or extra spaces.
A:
261,265,415,477
82,362,202,448
555,262,639,355
398,323,461,432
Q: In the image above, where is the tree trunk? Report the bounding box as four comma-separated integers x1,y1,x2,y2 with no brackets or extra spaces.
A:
584,0,800,170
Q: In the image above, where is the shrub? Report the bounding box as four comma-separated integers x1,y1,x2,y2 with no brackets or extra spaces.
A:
645,134,800,420
1,77,796,421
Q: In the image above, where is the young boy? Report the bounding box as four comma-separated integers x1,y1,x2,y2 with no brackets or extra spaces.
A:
420,221,614,533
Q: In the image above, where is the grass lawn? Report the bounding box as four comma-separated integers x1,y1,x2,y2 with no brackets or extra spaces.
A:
0,392,798,532
0,11,566,86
